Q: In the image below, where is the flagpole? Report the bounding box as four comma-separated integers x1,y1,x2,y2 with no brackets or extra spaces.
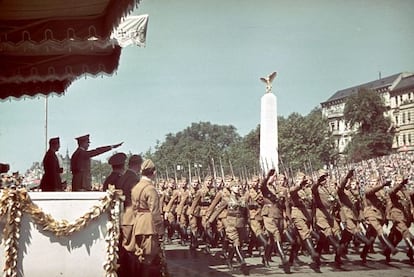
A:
45,96,48,152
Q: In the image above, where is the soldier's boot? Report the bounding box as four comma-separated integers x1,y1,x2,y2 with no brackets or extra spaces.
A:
190,232,198,250
404,238,414,264
257,233,270,267
246,234,256,257
380,234,398,263
275,241,291,274
288,243,300,267
226,246,235,270
235,245,249,275
304,238,321,268
327,235,340,252
179,226,187,246
360,243,371,264
222,239,230,259
355,232,375,247
315,233,326,256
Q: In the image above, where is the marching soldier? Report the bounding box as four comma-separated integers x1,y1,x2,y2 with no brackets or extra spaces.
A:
244,176,270,266
164,179,179,243
336,169,374,265
211,180,250,275
187,178,201,250
206,177,231,262
188,176,216,252
361,174,398,263
176,178,190,245
289,172,321,270
261,170,291,273
386,175,413,263
312,169,342,266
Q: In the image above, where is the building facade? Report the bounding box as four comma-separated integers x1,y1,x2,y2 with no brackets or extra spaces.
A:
321,72,414,154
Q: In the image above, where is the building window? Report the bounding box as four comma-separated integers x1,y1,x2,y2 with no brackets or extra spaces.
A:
402,113,406,124
403,134,406,145
330,122,335,131
395,116,399,125
408,134,412,145
400,95,403,102
408,111,411,123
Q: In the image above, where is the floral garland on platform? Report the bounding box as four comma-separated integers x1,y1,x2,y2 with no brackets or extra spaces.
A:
0,187,124,277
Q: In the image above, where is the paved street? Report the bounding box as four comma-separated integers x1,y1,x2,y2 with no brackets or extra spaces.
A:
164,241,414,277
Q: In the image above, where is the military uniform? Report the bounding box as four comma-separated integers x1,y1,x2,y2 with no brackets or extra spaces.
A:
312,170,341,262
176,179,190,245
361,176,397,263
290,172,320,268
219,181,249,274
186,179,201,249
386,177,413,263
123,159,164,276
102,152,127,191
40,137,63,191
71,134,122,191
244,177,270,266
336,170,373,264
161,179,177,242
260,172,290,273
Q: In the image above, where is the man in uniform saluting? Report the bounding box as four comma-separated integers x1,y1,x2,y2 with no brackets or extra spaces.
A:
70,134,122,191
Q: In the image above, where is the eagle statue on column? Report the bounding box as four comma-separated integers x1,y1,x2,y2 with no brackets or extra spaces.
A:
260,71,277,93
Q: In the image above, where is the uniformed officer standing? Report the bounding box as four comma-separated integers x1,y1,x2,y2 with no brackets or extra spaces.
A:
123,159,165,277
40,137,64,191
117,154,142,277
70,134,122,191
102,152,127,191
117,154,143,208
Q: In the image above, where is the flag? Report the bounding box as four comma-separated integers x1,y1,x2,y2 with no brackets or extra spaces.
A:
112,14,149,47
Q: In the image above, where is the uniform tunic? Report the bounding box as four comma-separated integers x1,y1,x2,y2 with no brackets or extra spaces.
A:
123,176,164,263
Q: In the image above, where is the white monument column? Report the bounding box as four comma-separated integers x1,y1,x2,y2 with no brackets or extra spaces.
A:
259,72,278,175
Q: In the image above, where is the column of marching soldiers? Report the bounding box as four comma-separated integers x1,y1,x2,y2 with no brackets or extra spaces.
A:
157,152,414,275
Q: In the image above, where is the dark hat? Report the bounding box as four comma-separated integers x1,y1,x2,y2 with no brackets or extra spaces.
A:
49,137,60,145
129,154,143,165
141,159,155,171
75,134,90,143
108,152,127,166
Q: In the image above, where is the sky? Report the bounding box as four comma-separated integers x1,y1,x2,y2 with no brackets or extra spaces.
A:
1,0,414,173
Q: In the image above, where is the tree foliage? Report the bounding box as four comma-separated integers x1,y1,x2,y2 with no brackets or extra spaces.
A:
148,109,337,181
343,88,393,162
149,122,242,180
278,108,337,175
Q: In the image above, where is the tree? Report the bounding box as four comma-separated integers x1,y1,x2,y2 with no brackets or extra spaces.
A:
151,122,241,180
343,88,393,162
278,108,337,176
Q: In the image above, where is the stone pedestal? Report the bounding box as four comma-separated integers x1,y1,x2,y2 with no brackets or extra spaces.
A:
0,192,115,277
